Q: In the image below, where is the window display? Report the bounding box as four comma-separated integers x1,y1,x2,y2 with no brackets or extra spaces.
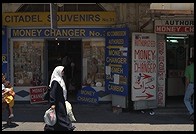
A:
13,40,44,86
82,39,105,87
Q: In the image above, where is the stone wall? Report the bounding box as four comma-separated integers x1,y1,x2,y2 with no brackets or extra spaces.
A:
100,3,153,33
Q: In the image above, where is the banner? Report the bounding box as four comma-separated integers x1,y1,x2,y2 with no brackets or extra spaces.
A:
3,12,116,26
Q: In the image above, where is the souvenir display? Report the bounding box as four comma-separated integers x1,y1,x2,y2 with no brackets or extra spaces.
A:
82,40,105,87
13,41,44,86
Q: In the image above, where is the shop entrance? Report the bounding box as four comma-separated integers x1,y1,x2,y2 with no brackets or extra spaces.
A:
165,34,190,106
47,39,82,102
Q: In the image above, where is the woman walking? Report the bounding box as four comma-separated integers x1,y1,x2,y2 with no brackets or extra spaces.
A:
44,66,75,131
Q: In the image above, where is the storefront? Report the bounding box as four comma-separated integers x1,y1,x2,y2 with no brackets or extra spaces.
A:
2,11,131,105
3,10,193,110
154,18,194,106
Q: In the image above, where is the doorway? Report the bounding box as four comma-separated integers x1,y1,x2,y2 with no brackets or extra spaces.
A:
165,34,189,106
47,39,82,102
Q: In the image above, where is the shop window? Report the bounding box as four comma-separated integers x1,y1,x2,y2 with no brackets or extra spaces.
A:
13,41,44,86
82,39,105,87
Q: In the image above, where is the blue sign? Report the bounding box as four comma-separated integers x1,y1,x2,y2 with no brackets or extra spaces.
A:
77,86,99,104
105,27,130,96
11,28,109,38
2,26,8,75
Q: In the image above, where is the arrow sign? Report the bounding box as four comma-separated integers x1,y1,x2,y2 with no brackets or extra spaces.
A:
136,92,154,99
107,45,123,49
108,64,122,67
142,73,151,80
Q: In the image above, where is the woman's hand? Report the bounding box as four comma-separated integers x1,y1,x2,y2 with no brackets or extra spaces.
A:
51,105,55,110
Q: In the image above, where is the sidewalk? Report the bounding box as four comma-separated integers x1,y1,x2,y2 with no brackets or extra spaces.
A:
2,102,194,131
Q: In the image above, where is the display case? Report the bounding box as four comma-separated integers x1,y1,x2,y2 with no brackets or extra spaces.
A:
82,39,105,88
13,40,44,86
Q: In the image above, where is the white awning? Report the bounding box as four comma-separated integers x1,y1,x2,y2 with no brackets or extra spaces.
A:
150,3,194,10
150,3,194,15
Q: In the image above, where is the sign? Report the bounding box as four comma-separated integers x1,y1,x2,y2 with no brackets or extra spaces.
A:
157,35,166,107
131,33,157,101
11,28,108,38
168,70,184,78
2,26,8,75
154,19,194,34
105,27,129,96
2,54,7,63
29,86,47,104
77,86,98,104
3,12,116,26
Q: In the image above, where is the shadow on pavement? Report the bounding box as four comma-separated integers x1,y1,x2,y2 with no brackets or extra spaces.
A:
2,122,19,130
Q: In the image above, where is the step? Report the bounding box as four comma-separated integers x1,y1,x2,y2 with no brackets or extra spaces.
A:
154,107,188,115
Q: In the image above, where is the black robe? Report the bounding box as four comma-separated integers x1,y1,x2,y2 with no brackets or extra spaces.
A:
44,80,74,131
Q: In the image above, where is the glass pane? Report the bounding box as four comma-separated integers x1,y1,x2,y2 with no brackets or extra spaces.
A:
82,39,105,87
13,41,44,86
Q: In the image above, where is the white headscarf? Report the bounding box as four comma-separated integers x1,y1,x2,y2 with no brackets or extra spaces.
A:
49,66,67,100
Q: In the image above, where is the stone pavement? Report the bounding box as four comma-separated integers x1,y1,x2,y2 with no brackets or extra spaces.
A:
2,102,194,131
